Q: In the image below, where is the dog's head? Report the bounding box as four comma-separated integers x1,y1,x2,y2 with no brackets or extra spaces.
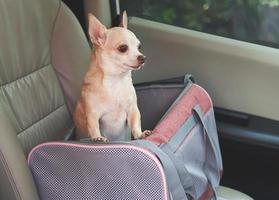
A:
88,11,145,73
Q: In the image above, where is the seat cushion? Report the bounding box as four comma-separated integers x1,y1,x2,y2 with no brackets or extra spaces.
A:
0,0,90,199
217,186,254,200
0,0,72,155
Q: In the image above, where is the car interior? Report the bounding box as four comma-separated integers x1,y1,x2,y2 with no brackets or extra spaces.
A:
1,0,279,199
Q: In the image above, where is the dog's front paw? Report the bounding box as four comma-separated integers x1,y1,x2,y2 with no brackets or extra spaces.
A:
91,136,108,143
133,130,153,140
141,130,153,138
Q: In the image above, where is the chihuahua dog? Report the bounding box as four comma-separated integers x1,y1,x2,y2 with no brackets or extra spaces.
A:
73,12,152,142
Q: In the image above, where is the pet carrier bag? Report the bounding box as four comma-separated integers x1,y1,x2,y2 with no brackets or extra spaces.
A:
28,75,222,200
134,75,223,199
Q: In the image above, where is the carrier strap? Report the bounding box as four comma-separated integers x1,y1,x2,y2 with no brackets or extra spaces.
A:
133,140,189,200
192,105,219,200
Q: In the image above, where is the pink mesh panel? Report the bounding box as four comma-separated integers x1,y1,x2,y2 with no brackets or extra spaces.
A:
147,84,212,146
28,142,168,200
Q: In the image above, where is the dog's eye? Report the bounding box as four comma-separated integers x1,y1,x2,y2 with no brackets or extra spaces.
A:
138,44,142,50
118,44,128,53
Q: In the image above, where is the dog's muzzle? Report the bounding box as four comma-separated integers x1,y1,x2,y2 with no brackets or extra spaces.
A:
137,55,146,65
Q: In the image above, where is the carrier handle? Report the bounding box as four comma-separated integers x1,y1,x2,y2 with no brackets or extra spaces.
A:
192,105,220,200
133,140,189,200
192,105,221,175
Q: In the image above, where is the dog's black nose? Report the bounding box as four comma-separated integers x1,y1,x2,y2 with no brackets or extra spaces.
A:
137,55,146,65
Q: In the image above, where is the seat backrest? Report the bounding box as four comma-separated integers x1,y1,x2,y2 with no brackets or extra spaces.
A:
0,0,90,199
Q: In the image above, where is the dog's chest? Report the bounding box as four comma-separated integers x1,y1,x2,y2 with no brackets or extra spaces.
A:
100,80,134,121
103,79,134,110
99,81,134,140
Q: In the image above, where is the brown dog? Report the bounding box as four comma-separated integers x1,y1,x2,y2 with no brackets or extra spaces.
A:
73,12,151,142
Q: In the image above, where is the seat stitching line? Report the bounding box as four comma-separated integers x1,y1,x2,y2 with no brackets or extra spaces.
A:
17,103,65,135
1,88,24,130
0,150,22,200
0,63,50,88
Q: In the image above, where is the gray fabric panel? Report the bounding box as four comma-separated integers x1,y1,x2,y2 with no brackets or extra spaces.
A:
136,85,184,130
164,108,223,191
158,83,192,124
51,2,91,113
171,121,208,197
29,142,169,200
133,140,188,200
160,143,196,199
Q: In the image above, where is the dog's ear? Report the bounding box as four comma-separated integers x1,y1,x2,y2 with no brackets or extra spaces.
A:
119,11,128,29
88,13,107,46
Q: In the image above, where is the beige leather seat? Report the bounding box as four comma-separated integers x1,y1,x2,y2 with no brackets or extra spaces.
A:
0,0,90,199
0,0,253,199
217,186,253,200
